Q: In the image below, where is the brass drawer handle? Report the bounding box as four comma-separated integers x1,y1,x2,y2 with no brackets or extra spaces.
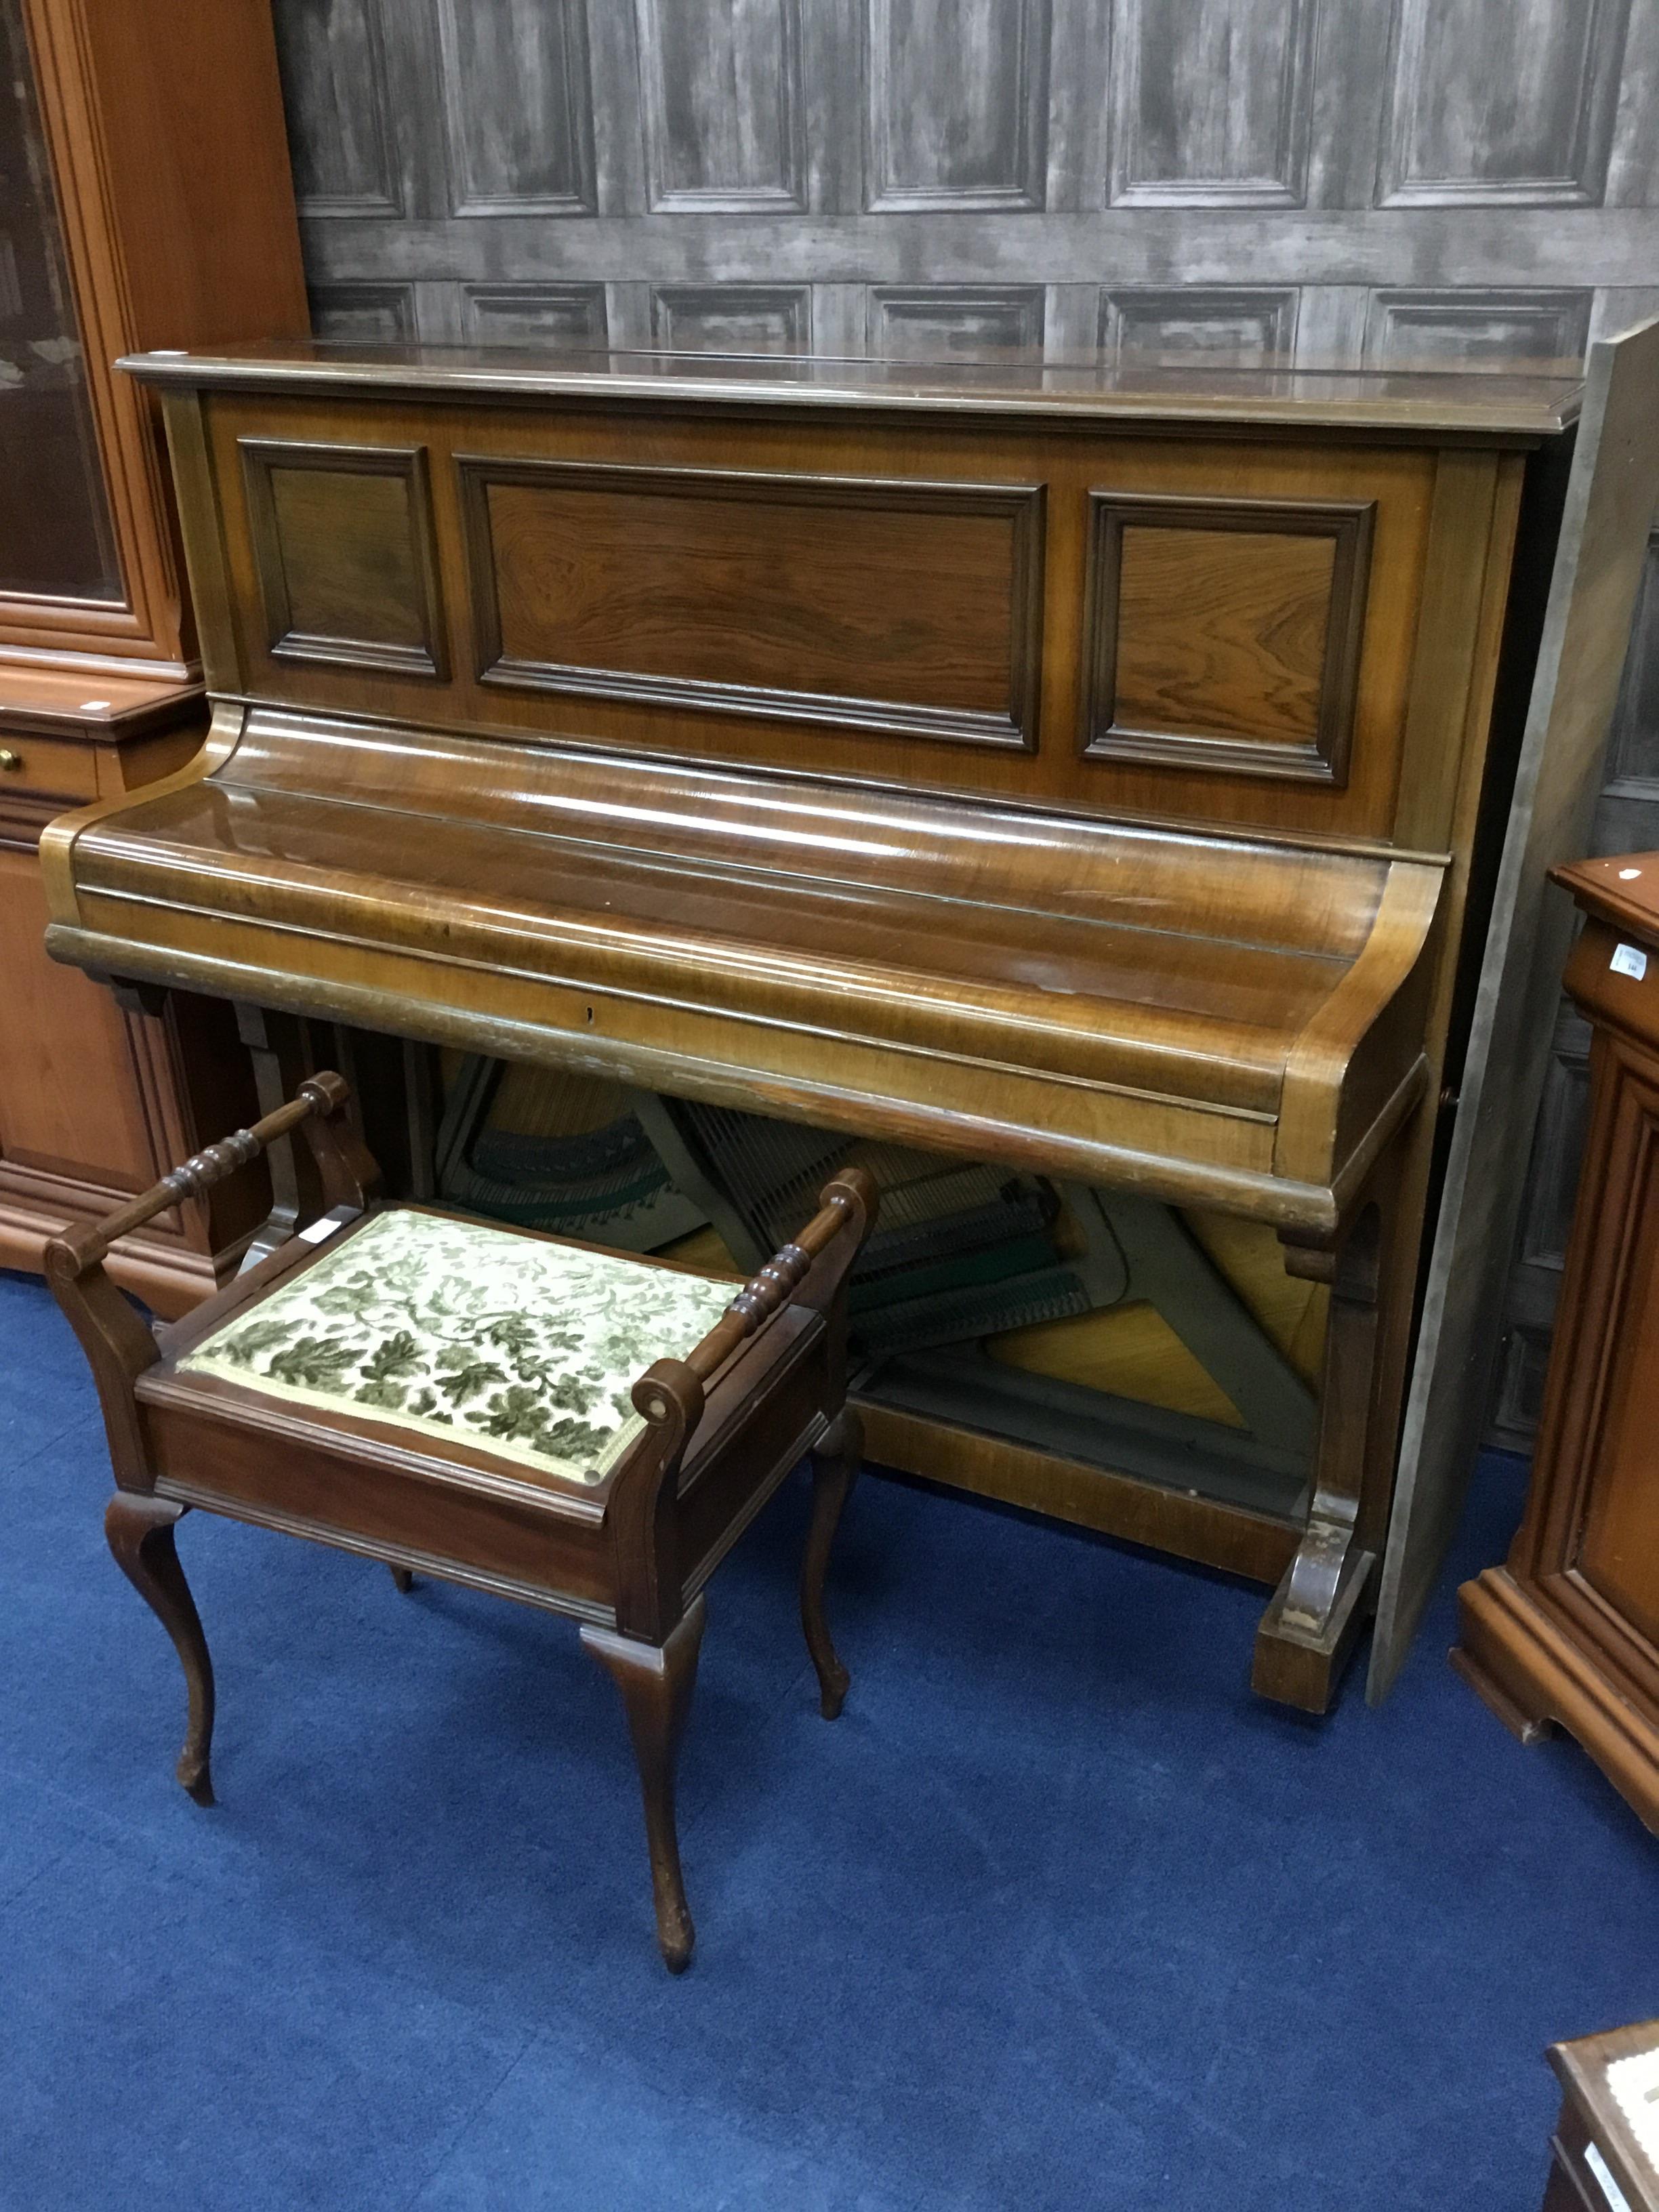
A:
0,748,20,772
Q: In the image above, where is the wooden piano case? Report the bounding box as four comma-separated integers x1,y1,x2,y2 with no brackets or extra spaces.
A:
0,0,304,1313
34,335,1650,1704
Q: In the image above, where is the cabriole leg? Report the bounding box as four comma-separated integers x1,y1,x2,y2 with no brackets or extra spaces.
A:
802,1408,862,1719
104,1491,216,1805
581,1596,706,1973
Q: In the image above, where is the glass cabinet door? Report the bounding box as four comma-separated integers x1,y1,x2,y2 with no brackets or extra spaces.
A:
0,0,121,602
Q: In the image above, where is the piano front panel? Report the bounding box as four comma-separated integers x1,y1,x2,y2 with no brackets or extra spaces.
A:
1080,491,1374,788
238,438,447,682
457,455,1044,753
184,389,1499,849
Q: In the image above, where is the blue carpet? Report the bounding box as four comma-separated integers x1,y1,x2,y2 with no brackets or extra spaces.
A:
1,1263,1654,2211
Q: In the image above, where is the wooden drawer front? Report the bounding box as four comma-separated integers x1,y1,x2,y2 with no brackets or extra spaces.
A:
146,1400,613,1613
0,732,100,802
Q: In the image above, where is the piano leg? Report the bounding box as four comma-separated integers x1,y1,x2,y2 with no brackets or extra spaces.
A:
581,1597,707,1973
801,1408,862,1720
1252,1201,1385,1714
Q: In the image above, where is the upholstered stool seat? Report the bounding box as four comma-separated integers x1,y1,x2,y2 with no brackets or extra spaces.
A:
177,1208,741,1487
47,1075,876,1970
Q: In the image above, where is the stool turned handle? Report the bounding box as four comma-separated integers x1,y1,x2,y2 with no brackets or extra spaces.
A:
682,1168,877,1384
47,1071,356,1277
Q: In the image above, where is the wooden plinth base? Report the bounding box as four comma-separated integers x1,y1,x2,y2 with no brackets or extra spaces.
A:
863,1401,1376,1715
1454,1568,1659,1835
1250,1546,1376,1715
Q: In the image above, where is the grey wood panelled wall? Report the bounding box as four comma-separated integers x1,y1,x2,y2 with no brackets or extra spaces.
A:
267,0,1659,1444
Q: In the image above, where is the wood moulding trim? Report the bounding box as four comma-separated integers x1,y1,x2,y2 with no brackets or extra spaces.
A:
859,1400,1301,1587
238,437,448,682
1549,1564,1659,1713
1457,1565,1659,1831
0,1202,226,1319
1078,490,1376,785
0,790,62,850
43,918,1353,1238
456,453,1046,753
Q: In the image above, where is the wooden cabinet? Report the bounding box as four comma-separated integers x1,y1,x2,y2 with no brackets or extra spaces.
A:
1455,851,1659,1828
0,0,306,1311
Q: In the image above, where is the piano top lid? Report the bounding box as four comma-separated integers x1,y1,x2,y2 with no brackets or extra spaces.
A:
119,337,1584,441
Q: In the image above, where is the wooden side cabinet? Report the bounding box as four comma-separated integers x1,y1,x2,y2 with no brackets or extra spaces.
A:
0,0,306,1311
1454,851,1659,1832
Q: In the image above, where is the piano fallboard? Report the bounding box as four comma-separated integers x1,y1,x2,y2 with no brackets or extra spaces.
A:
45,702,1439,1240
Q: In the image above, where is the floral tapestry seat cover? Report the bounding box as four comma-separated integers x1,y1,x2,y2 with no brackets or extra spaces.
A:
178,1208,739,1487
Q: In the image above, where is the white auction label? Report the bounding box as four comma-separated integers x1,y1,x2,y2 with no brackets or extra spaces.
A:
1610,943,1649,981
1585,2141,1633,2212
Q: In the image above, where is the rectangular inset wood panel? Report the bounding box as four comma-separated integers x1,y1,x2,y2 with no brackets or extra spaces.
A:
1103,288,1298,363
650,286,813,353
1366,289,1593,367
1108,0,1313,207
1082,493,1374,784
1379,0,1631,205
460,285,608,348
269,0,400,216
1572,1069,1659,1647
459,456,1044,750
867,287,1046,358
240,439,447,680
435,0,594,214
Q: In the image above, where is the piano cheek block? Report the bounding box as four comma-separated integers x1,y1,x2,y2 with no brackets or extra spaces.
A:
41,331,1603,1713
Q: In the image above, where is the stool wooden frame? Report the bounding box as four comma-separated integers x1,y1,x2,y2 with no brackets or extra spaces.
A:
45,1073,877,1969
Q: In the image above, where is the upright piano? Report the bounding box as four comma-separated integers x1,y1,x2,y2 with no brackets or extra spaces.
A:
36,335,1651,1710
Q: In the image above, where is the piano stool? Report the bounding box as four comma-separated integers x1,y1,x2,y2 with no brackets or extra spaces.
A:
43,1071,877,1971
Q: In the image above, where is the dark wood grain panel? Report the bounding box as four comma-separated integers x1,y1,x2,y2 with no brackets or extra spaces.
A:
240,438,447,680
1576,1096,1659,1647
459,456,1044,750
183,381,1450,838
1081,493,1374,784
